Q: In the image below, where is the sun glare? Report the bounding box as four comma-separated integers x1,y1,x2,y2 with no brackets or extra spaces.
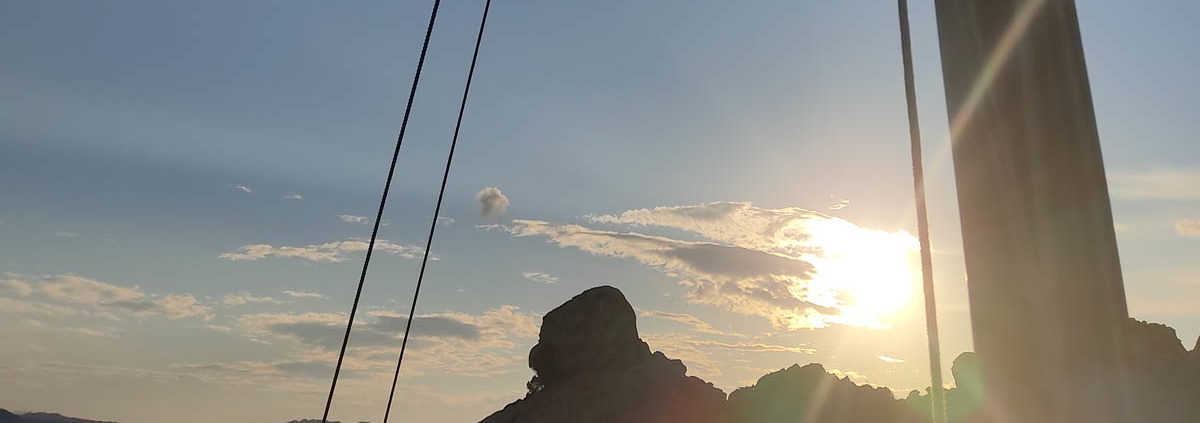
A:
796,218,921,328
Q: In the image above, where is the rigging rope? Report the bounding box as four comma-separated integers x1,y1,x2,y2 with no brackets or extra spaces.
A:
896,1,947,423
320,1,443,422
381,0,494,421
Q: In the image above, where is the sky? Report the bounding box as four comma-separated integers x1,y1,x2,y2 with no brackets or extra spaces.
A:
1,1,1198,423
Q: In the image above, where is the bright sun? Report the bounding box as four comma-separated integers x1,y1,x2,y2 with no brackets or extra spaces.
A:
795,218,921,328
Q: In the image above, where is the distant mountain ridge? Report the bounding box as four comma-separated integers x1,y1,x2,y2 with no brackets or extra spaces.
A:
0,411,367,423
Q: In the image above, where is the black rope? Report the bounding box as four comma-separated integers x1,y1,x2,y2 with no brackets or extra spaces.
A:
381,0,494,421
896,1,946,423
319,1,443,422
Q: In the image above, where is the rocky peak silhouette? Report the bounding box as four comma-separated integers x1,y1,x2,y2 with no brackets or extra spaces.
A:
481,286,727,423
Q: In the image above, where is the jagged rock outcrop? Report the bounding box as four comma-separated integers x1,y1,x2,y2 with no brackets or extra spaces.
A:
1122,319,1200,423
479,286,727,423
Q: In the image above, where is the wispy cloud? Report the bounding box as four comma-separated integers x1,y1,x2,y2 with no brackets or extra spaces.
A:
0,274,212,321
234,305,540,377
219,238,426,263
282,290,328,300
338,214,368,224
222,291,283,306
1176,220,1200,238
521,271,557,284
1109,168,1200,201
55,231,78,238
282,194,304,201
641,310,741,336
877,355,904,363
234,185,253,195
476,187,509,218
829,198,850,211
437,216,456,226
508,202,919,329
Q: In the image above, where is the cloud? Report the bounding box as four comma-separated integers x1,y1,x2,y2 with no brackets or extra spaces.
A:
1109,169,1200,200
282,194,304,201
505,219,832,329
0,274,212,321
282,290,328,300
1176,220,1200,238
234,185,252,194
0,296,79,317
877,355,904,363
219,238,425,263
0,277,34,296
521,271,558,284
234,305,540,377
508,202,920,329
55,231,78,238
338,214,368,224
222,291,283,306
70,327,120,339
641,310,739,336
476,187,510,218
829,199,850,211
438,216,456,226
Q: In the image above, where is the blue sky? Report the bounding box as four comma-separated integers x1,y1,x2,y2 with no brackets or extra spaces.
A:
1,1,1197,423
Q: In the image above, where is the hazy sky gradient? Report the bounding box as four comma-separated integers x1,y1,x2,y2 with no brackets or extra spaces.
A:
1,1,1197,423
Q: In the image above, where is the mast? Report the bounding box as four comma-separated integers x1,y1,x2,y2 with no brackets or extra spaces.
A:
931,1,1133,422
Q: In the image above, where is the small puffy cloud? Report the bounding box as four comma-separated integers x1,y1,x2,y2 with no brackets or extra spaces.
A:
338,214,368,224
219,238,425,263
222,291,283,306
521,271,558,284
234,185,252,194
878,355,904,363
829,198,850,211
1176,220,1200,238
282,290,328,300
476,187,509,218
282,194,304,201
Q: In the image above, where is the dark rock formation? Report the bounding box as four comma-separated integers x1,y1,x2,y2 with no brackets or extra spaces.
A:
726,363,921,423
480,286,727,423
903,319,1200,423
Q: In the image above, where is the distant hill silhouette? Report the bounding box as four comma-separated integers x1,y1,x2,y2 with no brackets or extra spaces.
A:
7,287,1199,423
0,410,115,423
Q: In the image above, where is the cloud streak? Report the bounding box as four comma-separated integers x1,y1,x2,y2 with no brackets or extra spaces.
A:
219,238,426,263
1176,220,1200,238
1109,168,1200,201
521,271,558,284
282,290,328,300
0,274,212,321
